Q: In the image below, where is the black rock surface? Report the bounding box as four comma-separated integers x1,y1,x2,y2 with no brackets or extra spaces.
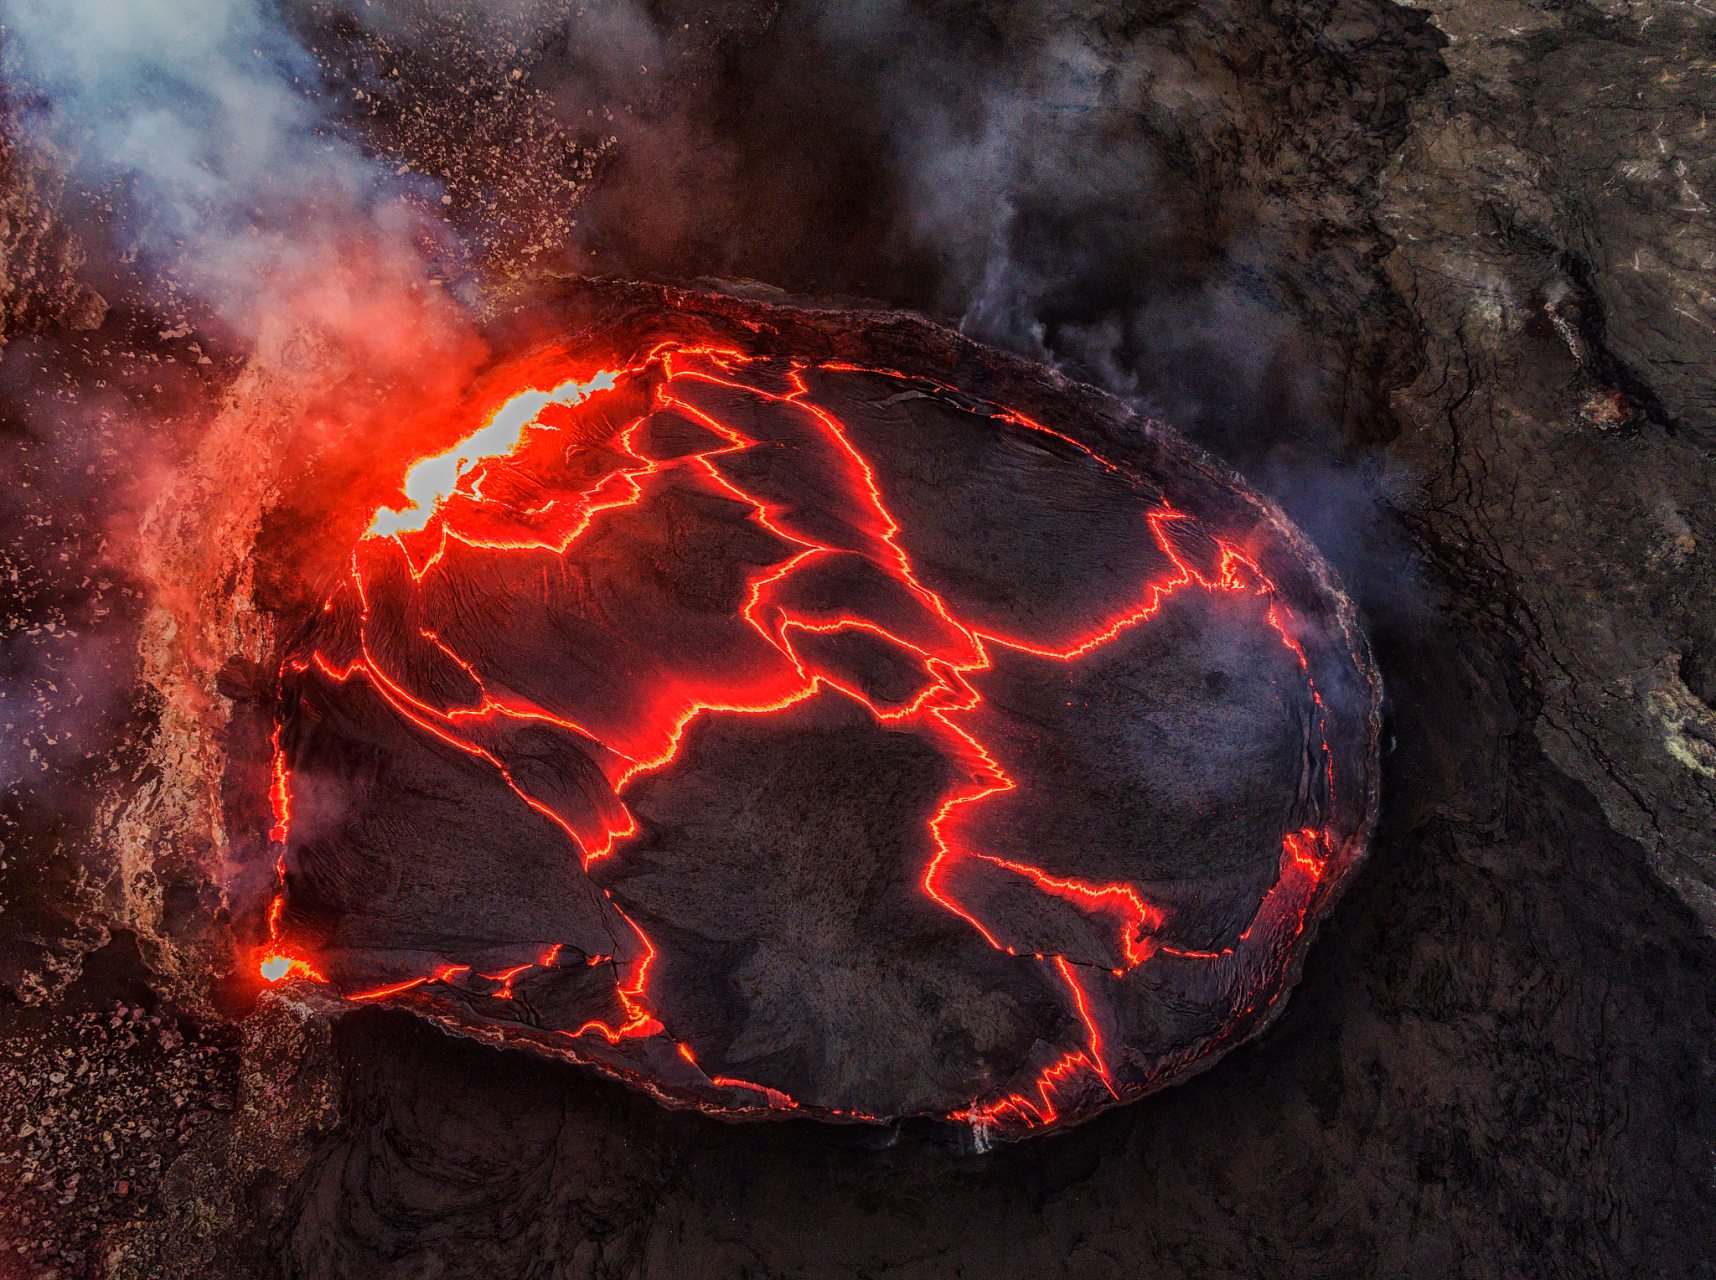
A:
267,285,1380,1133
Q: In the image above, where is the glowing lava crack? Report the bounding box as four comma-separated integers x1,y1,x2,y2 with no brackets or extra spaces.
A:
251,284,1381,1140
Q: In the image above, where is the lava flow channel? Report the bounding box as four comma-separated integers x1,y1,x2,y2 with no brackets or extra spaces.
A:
258,341,1342,1132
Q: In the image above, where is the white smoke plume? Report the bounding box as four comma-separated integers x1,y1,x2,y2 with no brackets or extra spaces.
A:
0,0,491,993
0,0,474,354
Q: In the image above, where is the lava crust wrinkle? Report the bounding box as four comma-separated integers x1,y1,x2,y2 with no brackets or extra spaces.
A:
255,284,1380,1139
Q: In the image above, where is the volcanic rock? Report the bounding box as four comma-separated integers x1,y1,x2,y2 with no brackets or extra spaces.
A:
259,283,1381,1135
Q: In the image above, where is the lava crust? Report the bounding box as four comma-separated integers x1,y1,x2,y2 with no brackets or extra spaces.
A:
255,281,1381,1139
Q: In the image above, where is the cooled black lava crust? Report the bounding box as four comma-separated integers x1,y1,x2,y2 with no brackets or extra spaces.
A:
262,280,1381,1138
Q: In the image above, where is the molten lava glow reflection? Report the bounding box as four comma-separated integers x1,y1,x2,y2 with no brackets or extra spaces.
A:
259,343,1339,1132
367,369,620,538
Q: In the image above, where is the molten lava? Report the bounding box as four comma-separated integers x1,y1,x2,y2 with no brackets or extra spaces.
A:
254,296,1376,1138
367,369,621,539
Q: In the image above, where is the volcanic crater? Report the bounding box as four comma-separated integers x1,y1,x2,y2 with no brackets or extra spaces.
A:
251,281,1381,1138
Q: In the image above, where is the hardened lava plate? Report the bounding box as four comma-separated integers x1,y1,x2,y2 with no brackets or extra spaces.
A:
249,279,1381,1141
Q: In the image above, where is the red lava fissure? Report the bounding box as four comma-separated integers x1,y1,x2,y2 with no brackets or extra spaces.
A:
258,341,1338,1133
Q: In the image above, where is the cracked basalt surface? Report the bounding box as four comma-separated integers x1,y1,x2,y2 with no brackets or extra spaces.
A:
259,285,1379,1131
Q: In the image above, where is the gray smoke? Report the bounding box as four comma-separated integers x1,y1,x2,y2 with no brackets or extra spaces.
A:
826,3,1427,620
0,0,486,823
0,0,471,353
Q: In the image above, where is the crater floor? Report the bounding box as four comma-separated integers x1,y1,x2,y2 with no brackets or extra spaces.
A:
263,287,1380,1135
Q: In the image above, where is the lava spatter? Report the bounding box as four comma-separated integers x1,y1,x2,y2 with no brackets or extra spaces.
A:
254,292,1377,1139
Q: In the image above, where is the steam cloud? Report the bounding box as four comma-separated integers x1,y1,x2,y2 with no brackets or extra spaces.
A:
0,0,472,351
0,0,480,818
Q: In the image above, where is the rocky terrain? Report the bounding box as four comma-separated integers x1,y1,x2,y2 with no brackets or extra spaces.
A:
0,0,1713,1277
